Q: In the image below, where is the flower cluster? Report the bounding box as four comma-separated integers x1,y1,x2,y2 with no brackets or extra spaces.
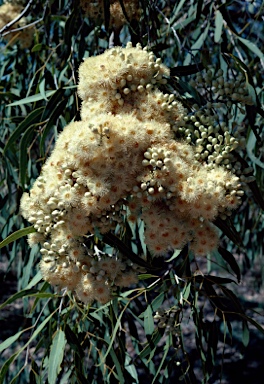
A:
175,67,255,217
80,0,140,28
20,43,248,304
39,246,142,305
0,2,34,49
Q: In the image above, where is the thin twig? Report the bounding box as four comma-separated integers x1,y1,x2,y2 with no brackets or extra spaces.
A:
0,0,34,35
1,0,49,38
154,4,182,52
1,19,41,37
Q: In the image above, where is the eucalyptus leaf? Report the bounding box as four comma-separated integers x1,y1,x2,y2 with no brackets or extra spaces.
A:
48,329,67,384
4,107,45,153
214,10,223,43
7,91,56,106
0,226,36,249
144,305,155,336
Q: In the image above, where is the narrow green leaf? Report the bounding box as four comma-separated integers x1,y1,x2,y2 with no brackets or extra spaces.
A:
0,289,53,311
170,63,204,76
237,314,264,335
170,0,186,25
214,217,244,247
31,43,48,52
102,232,160,271
221,286,244,313
41,88,65,121
24,270,42,290
138,220,146,256
4,107,45,153
7,91,56,106
48,329,67,384
0,226,36,249
1,310,57,379
137,329,163,360
144,306,154,336
242,321,250,347
151,335,171,384
247,180,264,211
64,9,77,56
177,79,204,105
99,304,127,363
247,129,264,169
138,274,157,280
64,325,84,358
195,0,204,26
0,329,28,354
40,98,68,156
150,293,164,313
60,368,73,384
214,10,223,43
166,249,181,262
182,282,191,301
39,78,47,101
219,5,237,34
19,123,37,187
218,247,241,282
125,355,138,383
109,349,125,384
21,244,39,289
203,275,236,285
237,36,264,61
184,22,210,65
0,352,19,383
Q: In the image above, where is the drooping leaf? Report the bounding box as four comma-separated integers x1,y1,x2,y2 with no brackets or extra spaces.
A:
195,0,204,26
40,98,68,156
203,275,237,286
151,335,171,384
0,288,56,311
237,36,264,62
64,8,78,57
137,329,164,360
41,88,65,121
24,270,43,290
138,274,157,280
214,10,223,43
48,329,67,384
102,232,160,271
19,124,38,187
39,78,47,101
214,217,244,247
242,320,250,347
109,349,125,384
0,352,19,382
144,305,155,336
150,292,164,313
218,247,241,283
0,329,29,354
0,226,36,249
170,62,204,76
7,91,56,106
4,107,45,153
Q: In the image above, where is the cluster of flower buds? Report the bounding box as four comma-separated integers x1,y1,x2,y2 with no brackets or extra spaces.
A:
154,307,181,336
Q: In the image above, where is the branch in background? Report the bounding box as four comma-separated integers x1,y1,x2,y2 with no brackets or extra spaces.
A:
0,0,49,38
1,19,40,37
0,0,34,35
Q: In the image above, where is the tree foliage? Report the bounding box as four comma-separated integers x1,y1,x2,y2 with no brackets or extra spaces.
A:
0,0,264,383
